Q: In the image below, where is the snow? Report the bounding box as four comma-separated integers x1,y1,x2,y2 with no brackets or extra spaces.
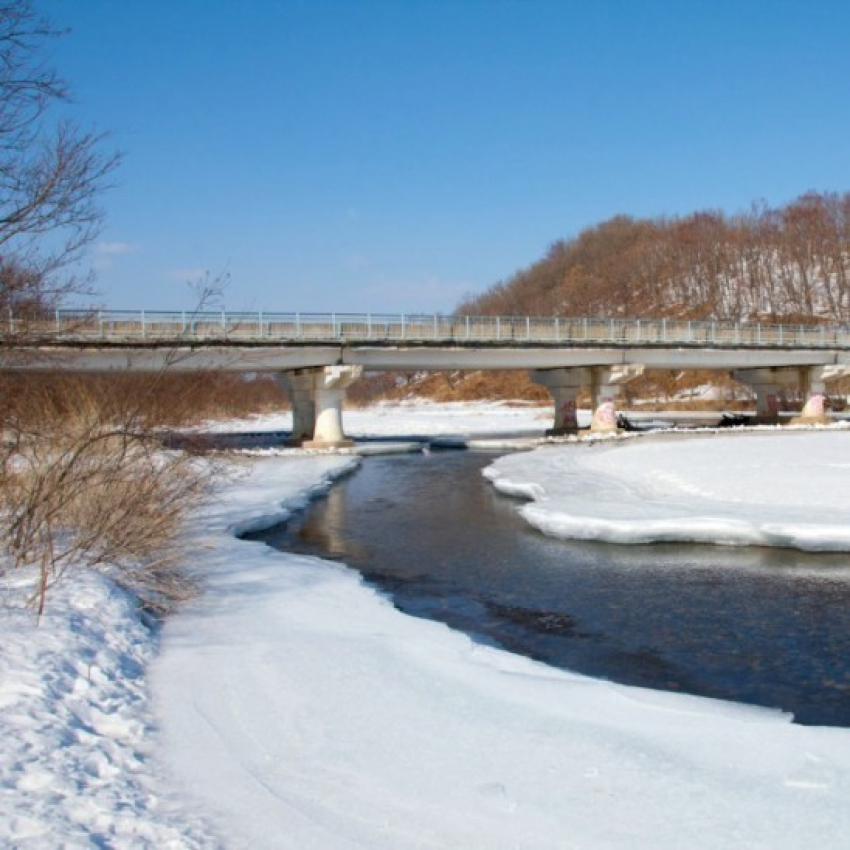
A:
3,402,850,847
485,430,850,551
0,573,213,847
203,398,559,444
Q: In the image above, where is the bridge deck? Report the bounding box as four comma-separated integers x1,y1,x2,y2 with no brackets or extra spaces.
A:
7,310,850,350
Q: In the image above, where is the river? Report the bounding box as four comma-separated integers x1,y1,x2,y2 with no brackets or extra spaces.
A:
247,449,850,727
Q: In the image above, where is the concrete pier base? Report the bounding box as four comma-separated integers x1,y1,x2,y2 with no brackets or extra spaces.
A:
276,365,362,447
735,365,850,425
790,392,831,426
531,364,645,434
274,372,316,443
733,367,799,424
530,367,588,434
590,365,644,433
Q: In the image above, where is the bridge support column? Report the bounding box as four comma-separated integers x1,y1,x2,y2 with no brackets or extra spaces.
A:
274,372,316,443
733,367,808,424
276,365,362,447
590,365,645,432
530,368,591,434
307,365,363,447
791,365,850,425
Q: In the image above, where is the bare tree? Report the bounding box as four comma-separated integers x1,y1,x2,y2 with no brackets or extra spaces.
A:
0,0,119,316
0,3,221,616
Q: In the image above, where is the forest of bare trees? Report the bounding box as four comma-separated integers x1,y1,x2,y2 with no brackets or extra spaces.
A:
457,192,850,325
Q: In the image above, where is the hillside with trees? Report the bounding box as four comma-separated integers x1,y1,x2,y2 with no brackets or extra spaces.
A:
409,192,846,406
457,192,850,325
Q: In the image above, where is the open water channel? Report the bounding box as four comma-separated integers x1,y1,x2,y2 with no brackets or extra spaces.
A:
248,448,850,727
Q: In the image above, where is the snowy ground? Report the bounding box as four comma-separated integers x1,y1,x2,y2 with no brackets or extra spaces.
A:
3,402,850,847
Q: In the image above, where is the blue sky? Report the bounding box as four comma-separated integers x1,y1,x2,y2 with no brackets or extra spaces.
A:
40,0,850,314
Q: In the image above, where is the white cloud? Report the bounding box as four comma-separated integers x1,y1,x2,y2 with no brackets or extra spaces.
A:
93,241,139,271
166,267,209,284
96,241,138,256
345,253,370,270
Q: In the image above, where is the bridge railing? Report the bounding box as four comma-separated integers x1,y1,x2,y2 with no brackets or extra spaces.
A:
6,309,850,349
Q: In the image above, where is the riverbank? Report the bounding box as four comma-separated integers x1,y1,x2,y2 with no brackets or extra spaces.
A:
2,404,850,846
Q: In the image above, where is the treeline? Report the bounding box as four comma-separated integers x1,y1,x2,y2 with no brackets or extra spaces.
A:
458,192,850,324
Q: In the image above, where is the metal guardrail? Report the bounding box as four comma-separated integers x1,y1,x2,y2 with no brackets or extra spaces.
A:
5,309,850,349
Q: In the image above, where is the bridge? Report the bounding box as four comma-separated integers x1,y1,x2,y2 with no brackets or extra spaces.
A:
4,309,850,445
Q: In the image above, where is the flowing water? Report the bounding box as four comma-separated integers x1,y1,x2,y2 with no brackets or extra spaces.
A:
248,449,850,726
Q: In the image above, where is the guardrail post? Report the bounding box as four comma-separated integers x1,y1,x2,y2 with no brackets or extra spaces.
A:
332,313,338,337
401,314,406,339
55,308,59,332
434,314,438,339
296,312,301,338
367,313,373,339
526,316,531,340
141,310,146,340
582,318,588,340
258,310,264,338
99,310,104,339
496,316,501,340
465,315,470,340
555,317,560,340
779,325,784,345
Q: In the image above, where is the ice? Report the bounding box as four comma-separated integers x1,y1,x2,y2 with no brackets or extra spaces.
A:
486,430,850,551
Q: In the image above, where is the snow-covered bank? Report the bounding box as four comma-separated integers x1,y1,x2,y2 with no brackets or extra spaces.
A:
0,453,356,847
151,426,850,848
486,429,850,551
0,573,213,846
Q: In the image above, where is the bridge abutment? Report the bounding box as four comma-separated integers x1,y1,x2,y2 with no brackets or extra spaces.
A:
276,365,362,447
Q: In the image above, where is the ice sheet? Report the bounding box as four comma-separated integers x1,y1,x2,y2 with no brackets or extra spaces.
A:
485,430,850,551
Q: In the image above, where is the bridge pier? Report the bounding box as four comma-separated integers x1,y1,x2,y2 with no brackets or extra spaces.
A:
589,365,645,432
274,372,316,443
790,365,850,424
531,364,645,434
733,367,817,424
530,368,589,434
276,365,362,447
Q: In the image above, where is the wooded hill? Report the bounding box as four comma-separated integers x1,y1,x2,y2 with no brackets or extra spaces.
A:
457,191,850,325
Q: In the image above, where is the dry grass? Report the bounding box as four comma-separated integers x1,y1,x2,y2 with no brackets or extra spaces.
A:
1,374,219,615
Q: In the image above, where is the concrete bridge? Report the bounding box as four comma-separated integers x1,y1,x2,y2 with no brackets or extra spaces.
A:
5,309,850,445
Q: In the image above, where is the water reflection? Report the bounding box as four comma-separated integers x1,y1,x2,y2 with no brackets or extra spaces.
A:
249,450,850,727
